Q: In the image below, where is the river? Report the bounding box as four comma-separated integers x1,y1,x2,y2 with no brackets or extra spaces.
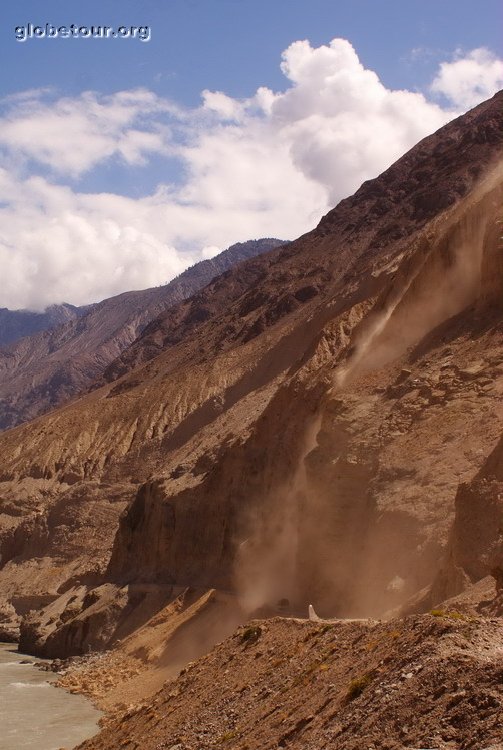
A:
0,643,102,750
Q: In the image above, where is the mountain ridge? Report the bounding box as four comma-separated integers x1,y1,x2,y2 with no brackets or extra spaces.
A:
0,303,91,348
0,238,285,431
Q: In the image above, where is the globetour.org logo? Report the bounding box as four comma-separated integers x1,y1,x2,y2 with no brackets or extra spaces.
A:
15,24,151,42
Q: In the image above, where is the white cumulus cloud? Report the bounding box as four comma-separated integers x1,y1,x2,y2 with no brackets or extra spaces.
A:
0,89,173,177
0,39,501,310
431,47,503,109
0,171,188,309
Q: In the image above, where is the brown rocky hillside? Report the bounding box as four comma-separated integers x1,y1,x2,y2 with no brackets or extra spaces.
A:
76,611,503,750
0,90,502,702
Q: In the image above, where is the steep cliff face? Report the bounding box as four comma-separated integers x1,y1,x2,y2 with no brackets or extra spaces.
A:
0,93,502,656
0,238,284,431
426,431,503,610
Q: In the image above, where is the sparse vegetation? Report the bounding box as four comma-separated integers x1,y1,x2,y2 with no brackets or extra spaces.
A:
430,609,466,620
320,623,333,635
346,673,373,702
217,730,238,744
364,639,379,651
387,629,402,638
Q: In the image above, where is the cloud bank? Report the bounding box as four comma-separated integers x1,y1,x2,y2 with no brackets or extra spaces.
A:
0,39,501,310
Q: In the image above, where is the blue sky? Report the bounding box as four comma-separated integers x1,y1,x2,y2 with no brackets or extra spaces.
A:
2,1,501,102
0,0,501,309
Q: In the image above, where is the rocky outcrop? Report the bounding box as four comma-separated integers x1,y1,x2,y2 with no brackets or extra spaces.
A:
0,599,18,642
19,582,176,658
106,479,233,588
0,480,133,641
426,433,503,609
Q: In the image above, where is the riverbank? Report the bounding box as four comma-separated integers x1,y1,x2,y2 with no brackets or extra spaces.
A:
0,643,102,750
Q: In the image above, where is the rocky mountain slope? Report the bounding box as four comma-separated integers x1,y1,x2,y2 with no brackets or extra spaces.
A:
76,609,503,750
0,89,502,698
0,238,284,431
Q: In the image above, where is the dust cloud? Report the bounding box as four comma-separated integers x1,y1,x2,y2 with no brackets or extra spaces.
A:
234,414,322,616
336,176,500,387
233,165,503,620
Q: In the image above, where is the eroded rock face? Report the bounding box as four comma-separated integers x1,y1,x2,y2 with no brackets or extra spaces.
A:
0,481,133,641
1,93,503,655
0,599,18,642
426,434,503,609
19,582,176,658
